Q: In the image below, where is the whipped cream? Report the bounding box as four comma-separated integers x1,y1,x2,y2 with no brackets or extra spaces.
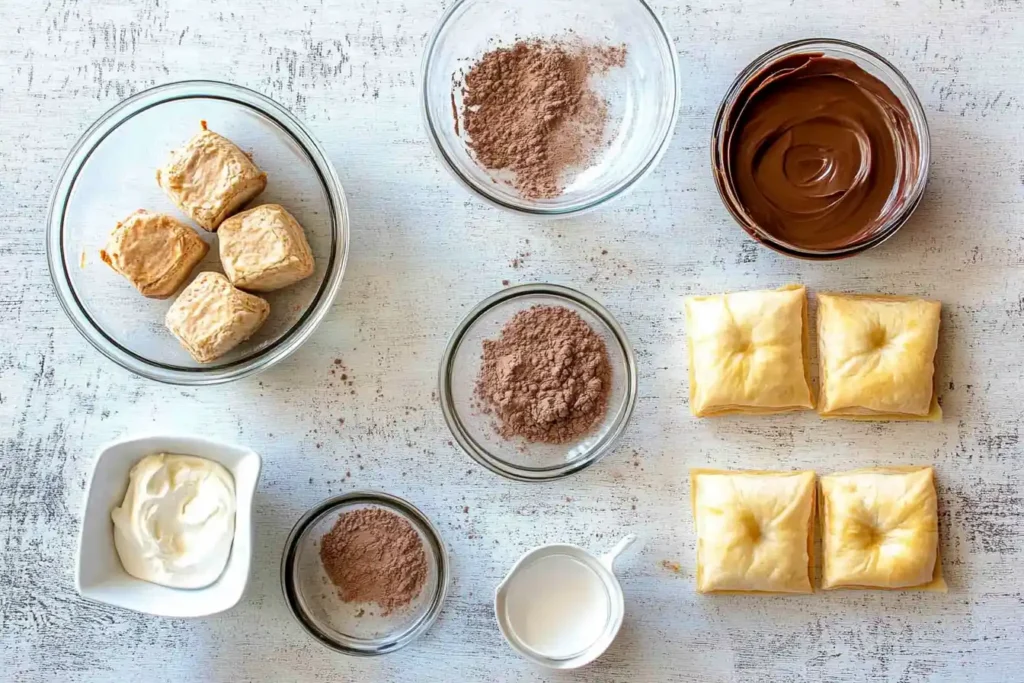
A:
112,453,236,589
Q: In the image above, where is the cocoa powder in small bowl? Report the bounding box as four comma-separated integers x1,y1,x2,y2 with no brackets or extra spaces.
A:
475,304,612,444
422,0,680,217
457,39,627,200
439,284,638,481
281,493,449,654
319,506,428,616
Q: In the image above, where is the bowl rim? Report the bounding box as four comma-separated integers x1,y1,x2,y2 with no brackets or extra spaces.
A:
75,432,262,617
280,491,451,656
419,0,680,218
709,38,931,260
46,79,350,385
438,283,638,481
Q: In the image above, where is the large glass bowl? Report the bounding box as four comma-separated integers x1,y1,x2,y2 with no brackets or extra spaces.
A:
46,81,349,384
421,0,679,217
439,284,638,481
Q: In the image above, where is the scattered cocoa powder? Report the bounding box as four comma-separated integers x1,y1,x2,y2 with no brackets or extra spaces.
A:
660,559,683,574
475,305,611,443
458,39,626,199
319,507,428,616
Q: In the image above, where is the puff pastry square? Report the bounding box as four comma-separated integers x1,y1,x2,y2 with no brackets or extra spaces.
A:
685,285,813,416
219,204,314,292
165,272,270,363
100,210,208,299
820,467,945,591
156,127,267,231
817,293,941,420
691,469,816,593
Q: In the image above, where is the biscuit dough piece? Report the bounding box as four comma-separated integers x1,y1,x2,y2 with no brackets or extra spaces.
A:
691,469,816,593
820,467,945,591
685,285,813,416
99,210,208,299
156,127,267,231
817,293,941,420
218,204,314,291
165,272,270,363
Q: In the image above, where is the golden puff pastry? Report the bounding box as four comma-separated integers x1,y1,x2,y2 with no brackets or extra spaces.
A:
817,293,941,420
820,467,945,591
165,272,270,363
685,285,813,416
218,204,314,292
100,210,208,299
691,469,816,594
156,127,267,231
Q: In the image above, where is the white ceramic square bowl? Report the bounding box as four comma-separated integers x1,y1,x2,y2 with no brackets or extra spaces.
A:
75,433,262,617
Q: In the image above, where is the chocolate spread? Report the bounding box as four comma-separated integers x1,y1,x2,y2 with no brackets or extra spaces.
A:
719,54,921,251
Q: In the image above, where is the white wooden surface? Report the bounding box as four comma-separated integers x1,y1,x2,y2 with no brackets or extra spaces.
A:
2,1,1023,681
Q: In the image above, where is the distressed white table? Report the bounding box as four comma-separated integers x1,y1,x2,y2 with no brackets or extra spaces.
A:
2,1,1023,681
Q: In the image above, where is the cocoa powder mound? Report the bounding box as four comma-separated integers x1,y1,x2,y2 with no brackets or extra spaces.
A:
459,39,626,199
319,507,427,615
475,305,612,443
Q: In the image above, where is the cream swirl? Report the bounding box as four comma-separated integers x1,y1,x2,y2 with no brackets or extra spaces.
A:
112,453,236,589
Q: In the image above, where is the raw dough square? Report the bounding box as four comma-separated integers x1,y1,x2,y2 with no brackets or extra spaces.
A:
165,272,270,363
218,204,314,291
685,285,813,416
820,467,945,591
99,210,208,299
817,293,941,420
690,469,816,594
156,127,267,231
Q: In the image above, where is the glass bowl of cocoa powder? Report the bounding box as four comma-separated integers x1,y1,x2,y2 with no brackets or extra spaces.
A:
281,492,449,655
421,0,679,216
439,284,638,481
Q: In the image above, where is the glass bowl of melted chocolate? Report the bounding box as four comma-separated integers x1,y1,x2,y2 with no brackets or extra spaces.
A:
712,39,930,259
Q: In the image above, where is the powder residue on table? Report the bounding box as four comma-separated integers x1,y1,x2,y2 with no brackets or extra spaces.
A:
475,305,611,443
319,506,428,616
456,39,626,199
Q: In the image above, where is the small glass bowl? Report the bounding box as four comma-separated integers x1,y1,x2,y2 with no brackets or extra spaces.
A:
711,39,930,259
421,0,679,217
439,284,638,481
280,492,449,656
46,80,349,384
